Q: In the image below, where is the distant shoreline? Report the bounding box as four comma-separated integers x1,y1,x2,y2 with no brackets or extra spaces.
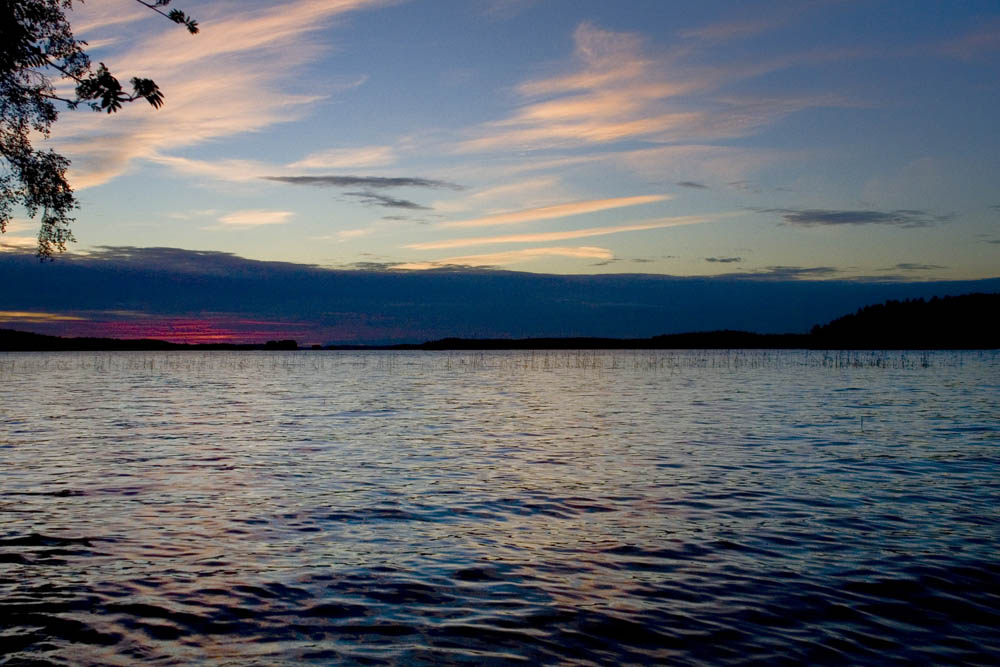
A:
2,293,997,351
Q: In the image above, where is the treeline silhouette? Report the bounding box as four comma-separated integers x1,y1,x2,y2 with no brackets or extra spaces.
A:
809,293,997,349
2,293,996,351
0,330,298,351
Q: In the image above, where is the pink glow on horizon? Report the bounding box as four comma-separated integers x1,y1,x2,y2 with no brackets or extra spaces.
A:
18,316,315,345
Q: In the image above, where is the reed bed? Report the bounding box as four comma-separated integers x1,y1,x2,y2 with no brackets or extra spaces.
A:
2,348,993,380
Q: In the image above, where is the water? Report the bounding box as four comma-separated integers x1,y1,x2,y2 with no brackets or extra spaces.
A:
1,350,998,665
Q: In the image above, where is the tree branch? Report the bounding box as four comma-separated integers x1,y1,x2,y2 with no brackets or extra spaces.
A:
133,0,199,33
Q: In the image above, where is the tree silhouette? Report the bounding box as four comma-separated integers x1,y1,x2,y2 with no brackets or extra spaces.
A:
1,0,197,258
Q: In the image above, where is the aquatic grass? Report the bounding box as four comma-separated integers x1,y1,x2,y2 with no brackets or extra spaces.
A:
0,349,994,382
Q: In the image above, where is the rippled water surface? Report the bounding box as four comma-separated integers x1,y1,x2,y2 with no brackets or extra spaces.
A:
1,350,999,664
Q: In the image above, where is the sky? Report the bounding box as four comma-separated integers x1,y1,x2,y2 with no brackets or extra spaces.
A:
2,0,999,343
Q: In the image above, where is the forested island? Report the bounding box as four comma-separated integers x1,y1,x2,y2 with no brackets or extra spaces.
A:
2,293,997,351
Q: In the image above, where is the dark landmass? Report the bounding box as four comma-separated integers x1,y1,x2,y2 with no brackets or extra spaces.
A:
809,292,998,349
330,331,811,351
0,330,298,351
2,293,997,351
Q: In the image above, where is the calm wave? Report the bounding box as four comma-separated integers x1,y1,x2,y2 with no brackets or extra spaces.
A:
2,350,998,664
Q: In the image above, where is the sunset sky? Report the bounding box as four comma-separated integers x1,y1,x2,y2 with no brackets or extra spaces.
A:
3,0,1000,343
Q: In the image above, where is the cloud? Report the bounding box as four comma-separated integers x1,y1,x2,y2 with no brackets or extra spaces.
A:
880,263,947,272
1,219,36,234
771,208,945,228
407,216,710,250
618,145,784,188
457,21,846,153
289,146,398,169
395,246,613,270
263,176,463,190
751,266,840,279
678,17,783,42
940,21,1000,60
676,2,829,44
218,210,294,226
482,0,541,20
0,237,40,251
719,266,841,281
66,246,321,276
147,155,273,183
677,181,708,189
52,0,394,188
344,192,430,210
439,194,670,228
433,177,565,215
332,228,376,242
706,256,742,263
0,311,86,323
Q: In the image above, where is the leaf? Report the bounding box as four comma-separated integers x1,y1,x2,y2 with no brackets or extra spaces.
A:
131,78,164,109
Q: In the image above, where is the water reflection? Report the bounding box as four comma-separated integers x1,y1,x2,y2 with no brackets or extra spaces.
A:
1,350,998,663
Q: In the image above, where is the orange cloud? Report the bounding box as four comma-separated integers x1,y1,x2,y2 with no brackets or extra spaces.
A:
0,311,86,323
407,216,710,250
218,210,294,226
396,246,613,269
289,146,397,169
457,20,844,153
54,0,394,189
440,194,670,228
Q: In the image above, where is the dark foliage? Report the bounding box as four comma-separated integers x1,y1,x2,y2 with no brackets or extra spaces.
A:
810,293,999,349
1,0,196,257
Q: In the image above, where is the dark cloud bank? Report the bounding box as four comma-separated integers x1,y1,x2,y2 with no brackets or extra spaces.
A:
343,191,429,210
263,176,463,190
264,174,463,212
4,247,998,345
771,208,947,228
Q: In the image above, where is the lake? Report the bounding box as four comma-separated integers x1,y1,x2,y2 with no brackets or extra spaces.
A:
1,350,998,664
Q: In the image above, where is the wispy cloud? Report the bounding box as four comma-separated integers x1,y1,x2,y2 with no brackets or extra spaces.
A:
263,176,463,189
482,0,542,20
396,246,612,270
457,21,843,153
879,263,947,272
439,194,669,228
0,311,86,323
771,208,945,228
0,237,39,251
432,177,564,214
218,210,294,226
147,155,272,183
706,256,742,263
678,181,709,189
407,216,710,250
745,266,841,280
0,221,39,250
678,17,783,42
54,0,394,188
288,146,398,169
620,145,784,187
940,20,1000,60
344,192,429,210
333,228,376,242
